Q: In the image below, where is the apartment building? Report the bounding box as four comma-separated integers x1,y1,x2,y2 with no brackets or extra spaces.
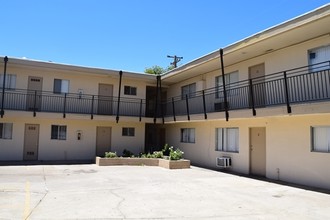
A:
1,4,330,190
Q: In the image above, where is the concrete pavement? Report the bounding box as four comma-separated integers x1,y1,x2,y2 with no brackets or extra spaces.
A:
0,164,330,219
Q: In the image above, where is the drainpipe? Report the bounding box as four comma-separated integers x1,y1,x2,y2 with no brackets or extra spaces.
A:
219,49,229,121
1,56,8,118
159,75,164,124
116,70,123,123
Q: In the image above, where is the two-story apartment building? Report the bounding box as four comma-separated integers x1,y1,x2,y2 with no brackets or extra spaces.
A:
1,4,330,190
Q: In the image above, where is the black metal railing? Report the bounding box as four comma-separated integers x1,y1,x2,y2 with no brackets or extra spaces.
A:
0,89,146,118
0,61,329,120
162,60,330,118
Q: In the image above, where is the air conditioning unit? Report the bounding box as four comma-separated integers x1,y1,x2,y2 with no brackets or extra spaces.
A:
216,157,231,168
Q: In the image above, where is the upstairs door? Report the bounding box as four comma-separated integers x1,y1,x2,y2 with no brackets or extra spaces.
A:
249,63,266,107
96,126,111,157
26,76,43,111
98,84,113,115
23,124,40,161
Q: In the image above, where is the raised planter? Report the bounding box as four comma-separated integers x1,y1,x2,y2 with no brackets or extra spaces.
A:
96,157,190,169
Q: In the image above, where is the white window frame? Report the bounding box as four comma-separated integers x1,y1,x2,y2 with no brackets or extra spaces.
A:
312,126,330,153
181,128,195,143
53,79,69,94
215,71,239,98
0,123,13,139
122,127,135,137
181,83,196,99
216,127,239,152
308,45,330,72
0,74,16,90
51,125,67,140
124,86,137,96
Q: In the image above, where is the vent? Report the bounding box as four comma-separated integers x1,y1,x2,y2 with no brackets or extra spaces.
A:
216,157,231,168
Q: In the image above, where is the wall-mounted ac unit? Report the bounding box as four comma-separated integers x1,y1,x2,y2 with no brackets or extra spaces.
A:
216,157,231,168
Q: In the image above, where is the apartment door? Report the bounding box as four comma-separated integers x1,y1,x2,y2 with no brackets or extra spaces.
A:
98,84,113,115
250,127,266,176
26,76,43,111
249,63,266,107
96,127,111,157
23,124,40,161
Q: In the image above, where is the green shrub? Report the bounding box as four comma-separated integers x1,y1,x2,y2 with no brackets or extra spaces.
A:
169,147,184,160
152,151,163,158
105,151,117,158
162,144,171,156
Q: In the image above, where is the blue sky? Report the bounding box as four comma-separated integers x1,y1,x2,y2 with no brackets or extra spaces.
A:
1,0,329,73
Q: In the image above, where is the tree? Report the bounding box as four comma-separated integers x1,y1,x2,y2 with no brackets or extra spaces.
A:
144,65,174,75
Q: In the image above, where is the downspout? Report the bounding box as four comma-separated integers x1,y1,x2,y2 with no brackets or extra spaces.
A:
1,56,8,118
219,49,229,121
116,70,123,123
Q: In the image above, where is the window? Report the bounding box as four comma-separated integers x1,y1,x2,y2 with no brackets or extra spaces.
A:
216,128,239,152
312,126,330,152
122,127,135,136
53,79,69,94
309,45,330,72
51,125,67,140
181,128,195,143
0,74,16,90
124,86,137,96
181,83,196,99
215,71,239,98
0,123,13,139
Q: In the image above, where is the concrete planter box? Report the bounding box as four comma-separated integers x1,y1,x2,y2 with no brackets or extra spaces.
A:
96,157,190,169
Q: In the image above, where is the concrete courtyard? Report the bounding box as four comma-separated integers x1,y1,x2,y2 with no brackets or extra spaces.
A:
0,164,329,219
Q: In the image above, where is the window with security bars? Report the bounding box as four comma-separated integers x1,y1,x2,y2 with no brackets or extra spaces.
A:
216,128,239,152
51,125,67,140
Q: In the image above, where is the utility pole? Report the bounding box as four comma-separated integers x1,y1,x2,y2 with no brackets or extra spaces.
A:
167,55,183,68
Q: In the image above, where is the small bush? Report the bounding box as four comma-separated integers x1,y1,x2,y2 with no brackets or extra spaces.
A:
169,147,184,160
152,151,163,158
105,151,117,158
162,144,171,156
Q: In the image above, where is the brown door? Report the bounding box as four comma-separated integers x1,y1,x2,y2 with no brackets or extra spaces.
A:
96,126,111,157
249,63,265,107
98,84,113,115
23,124,40,161
26,76,43,111
250,127,266,176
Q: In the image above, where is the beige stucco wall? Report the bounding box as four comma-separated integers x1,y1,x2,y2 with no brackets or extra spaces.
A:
0,114,145,161
164,112,330,190
167,35,330,98
3,63,152,101
266,114,330,190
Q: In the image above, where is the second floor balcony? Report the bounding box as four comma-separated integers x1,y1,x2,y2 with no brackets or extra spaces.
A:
1,61,330,121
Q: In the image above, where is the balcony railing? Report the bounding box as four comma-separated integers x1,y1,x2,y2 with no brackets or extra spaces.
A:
0,89,146,119
0,61,329,121
162,60,330,119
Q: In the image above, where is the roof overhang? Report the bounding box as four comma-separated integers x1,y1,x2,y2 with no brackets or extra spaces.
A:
162,4,330,85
